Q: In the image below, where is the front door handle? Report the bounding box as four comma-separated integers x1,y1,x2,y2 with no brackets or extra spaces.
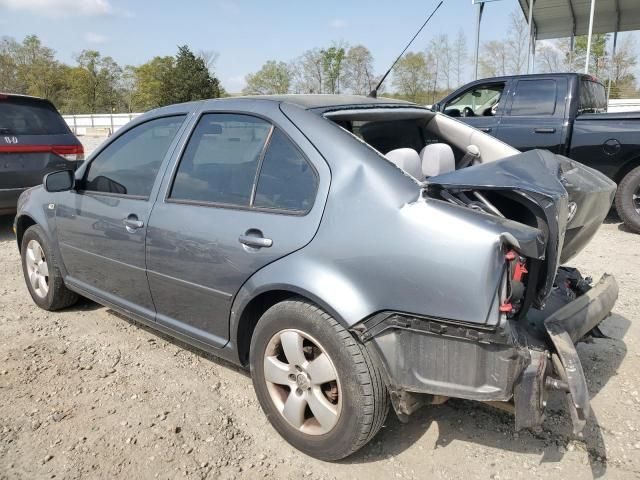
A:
123,215,144,232
534,128,556,134
479,127,492,133
239,231,273,249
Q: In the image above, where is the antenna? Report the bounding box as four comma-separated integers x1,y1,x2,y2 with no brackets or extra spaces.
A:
369,0,444,98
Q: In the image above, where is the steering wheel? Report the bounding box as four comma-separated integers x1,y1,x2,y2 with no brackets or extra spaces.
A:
461,107,474,118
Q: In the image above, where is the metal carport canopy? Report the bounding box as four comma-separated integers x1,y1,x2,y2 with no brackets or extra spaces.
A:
517,0,640,40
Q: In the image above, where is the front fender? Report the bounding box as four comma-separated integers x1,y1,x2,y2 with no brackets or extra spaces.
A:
14,186,61,263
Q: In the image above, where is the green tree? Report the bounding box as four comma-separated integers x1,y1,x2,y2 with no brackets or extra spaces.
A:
132,56,174,111
243,60,292,95
392,52,429,103
65,50,123,113
160,45,222,104
573,34,609,77
320,45,346,94
1,35,68,107
0,37,20,93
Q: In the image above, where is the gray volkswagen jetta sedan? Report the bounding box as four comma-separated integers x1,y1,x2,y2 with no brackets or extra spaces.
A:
14,95,618,460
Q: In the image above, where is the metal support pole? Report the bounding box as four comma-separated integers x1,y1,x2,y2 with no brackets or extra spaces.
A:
531,27,537,73
585,0,596,73
607,31,618,101
474,2,485,80
569,33,575,70
526,0,535,73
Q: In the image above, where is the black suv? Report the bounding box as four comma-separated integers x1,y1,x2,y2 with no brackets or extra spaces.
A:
0,93,83,214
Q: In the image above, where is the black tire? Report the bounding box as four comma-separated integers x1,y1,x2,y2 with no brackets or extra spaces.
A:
249,299,389,461
21,225,78,311
615,165,640,234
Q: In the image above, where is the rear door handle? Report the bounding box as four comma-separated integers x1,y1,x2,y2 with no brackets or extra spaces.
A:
534,128,556,133
239,233,273,248
479,127,492,133
123,215,144,232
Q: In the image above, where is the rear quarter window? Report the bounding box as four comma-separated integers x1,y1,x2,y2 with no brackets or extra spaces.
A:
0,96,70,135
509,79,557,116
579,80,607,113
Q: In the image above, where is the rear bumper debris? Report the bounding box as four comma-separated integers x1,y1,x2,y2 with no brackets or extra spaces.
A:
543,274,618,434
354,272,618,434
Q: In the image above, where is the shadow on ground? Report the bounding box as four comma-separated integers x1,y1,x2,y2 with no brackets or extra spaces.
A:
0,214,16,242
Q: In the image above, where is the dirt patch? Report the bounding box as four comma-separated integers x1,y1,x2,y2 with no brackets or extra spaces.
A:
0,214,639,479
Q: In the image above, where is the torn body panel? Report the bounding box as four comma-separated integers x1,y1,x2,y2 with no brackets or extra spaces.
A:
425,149,616,309
354,151,618,436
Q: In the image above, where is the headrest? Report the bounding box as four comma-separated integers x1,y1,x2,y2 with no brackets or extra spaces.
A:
420,143,455,177
385,148,422,180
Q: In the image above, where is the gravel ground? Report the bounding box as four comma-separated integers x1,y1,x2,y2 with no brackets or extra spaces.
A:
0,213,639,480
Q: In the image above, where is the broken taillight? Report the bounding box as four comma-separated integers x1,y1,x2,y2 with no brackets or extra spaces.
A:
501,249,529,316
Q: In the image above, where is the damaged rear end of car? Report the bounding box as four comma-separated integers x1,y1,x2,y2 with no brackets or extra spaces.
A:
353,149,618,435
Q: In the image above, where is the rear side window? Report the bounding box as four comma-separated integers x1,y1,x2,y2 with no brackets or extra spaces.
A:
254,129,317,212
579,80,607,113
510,80,557,116
170,113,271,206
83,115,185,197
0,96,70,135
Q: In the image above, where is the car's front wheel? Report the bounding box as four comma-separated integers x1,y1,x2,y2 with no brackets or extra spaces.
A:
21,225,78,310
249,299,389,460
615,165,640,233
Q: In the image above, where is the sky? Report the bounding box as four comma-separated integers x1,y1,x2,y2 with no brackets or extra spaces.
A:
0,0,535,92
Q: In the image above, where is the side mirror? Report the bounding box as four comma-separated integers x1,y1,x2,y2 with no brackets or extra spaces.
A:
432,102,441,112
44,169,75,193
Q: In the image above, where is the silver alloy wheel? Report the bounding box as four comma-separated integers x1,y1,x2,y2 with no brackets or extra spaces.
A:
25,239,49,298
634,188,640,214
263,329,342,435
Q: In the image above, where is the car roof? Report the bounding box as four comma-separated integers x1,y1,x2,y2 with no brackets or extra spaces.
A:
465,72,602,84
232,94,417,110
152,94,418,113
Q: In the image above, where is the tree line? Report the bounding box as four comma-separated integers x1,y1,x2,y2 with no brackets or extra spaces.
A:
0,35,223,113
1,9,637,114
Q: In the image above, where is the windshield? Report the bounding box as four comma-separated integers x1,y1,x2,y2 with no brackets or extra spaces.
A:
0,96,70,135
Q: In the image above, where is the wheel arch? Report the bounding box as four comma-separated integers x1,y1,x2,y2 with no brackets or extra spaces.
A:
232,285,353,367
15,214,37,250
614,155,640,185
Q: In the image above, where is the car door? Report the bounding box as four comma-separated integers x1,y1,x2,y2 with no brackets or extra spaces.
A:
145,102,330,347
496,77,567,153
441,81,508,135
55,114,188,318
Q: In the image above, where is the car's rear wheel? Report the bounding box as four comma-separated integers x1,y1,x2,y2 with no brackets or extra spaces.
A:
249,299,388,460
21,225,78,310
615,165,640,234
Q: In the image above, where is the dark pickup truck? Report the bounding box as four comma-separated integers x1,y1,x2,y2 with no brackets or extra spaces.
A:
432,73,640,233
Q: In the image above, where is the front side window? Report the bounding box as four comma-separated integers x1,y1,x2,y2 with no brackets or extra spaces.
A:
444,83,505,117
170,114,271,206
83,115,185,197
254,129,317,212
510,79,557,116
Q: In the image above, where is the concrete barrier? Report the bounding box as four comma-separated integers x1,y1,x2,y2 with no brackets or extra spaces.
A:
607,99,640,113
62,113,143,136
